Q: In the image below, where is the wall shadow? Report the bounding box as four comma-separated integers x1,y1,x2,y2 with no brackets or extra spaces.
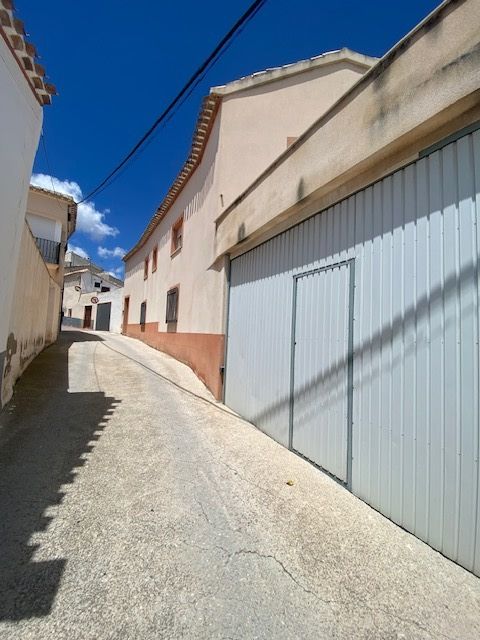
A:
247,258,477,445
0,330,119,621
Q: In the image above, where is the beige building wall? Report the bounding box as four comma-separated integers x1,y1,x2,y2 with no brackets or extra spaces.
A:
26,188,74,288
216,55,374,211
1,224,60,406
215,0,480,258
123,52,376,397
0,27,43,385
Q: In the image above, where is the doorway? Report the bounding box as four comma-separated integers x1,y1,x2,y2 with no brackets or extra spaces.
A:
123,296,130,334
291,261,354,485
83,305,92,329
96,302,111,331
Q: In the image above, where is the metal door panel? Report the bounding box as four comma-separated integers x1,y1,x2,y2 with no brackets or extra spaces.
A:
95,302,111,331
291,262,352,483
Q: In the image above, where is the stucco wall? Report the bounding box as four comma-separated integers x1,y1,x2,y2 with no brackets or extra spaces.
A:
217,60,371,211
26,189,72,288
1,224,60,406
97,287,124,333
63,284,124,333
25,212,62,243
123,56,374,397
215,0,480,257
124,58,371,334
0,31,43,381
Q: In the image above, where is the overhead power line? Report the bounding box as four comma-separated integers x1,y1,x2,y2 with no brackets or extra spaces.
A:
78,0,267,205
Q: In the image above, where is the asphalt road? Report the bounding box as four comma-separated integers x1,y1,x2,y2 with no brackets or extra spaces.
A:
0,329,479,639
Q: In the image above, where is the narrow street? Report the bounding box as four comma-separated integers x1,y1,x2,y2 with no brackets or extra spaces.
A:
0,330,479,640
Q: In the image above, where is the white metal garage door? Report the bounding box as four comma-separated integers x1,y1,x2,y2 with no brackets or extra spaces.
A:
292,262,353,483
225,129,480,575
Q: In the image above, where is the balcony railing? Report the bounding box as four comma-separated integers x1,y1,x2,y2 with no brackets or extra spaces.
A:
35,237,61,264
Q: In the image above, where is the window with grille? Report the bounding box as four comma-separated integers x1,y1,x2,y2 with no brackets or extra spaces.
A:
144,256,149,279
166,287,178,323
140,301,147,325
152,246,158,272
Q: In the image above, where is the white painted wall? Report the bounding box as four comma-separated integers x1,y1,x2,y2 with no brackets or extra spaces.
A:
26,212,61,242
63,275,123,333
1,224,60,406
94,288,124,333
0,31,43,380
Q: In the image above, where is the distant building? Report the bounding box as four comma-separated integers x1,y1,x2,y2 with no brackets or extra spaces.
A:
0,4,64,407
63,252,124,332
64,250,91,268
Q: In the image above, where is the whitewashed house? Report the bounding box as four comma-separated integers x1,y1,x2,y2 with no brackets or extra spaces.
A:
63,252,124,333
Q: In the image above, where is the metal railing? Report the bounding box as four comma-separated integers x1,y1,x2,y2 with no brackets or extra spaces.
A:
35,237,61,264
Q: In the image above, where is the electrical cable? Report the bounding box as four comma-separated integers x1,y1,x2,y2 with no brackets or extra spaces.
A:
77,0,267,204
84,7,263,203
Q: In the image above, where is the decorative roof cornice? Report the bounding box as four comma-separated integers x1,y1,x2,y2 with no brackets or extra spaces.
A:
124,93,221,261
0,0,56,105
124,49,378,262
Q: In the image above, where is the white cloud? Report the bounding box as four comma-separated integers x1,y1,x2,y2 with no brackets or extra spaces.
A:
31,173,118,241
107,266,124,279
97,246,126,259
68,244,89,259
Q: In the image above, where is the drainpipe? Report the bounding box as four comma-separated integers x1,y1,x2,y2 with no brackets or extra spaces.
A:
221,254,231,404
58,240,67,334
58,284,65,334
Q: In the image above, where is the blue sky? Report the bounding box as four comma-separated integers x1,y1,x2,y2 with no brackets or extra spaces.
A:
23,0,440,278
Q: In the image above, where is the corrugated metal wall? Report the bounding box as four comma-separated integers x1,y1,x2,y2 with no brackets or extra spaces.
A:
225,130,480,575
292,263,352,483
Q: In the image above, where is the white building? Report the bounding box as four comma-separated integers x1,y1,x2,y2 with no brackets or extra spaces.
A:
0,5,68,407
63,252,124,332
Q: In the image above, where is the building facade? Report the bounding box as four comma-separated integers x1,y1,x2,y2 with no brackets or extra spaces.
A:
126,0,480,576
63,252,124,333
2,185,76,406
123,49,377,398
218,0,480,576
0,5,63,407
0,3,56,401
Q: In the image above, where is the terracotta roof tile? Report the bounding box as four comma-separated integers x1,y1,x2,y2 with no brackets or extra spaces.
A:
124,94,221,261
0,2,55,105
124,50,379,261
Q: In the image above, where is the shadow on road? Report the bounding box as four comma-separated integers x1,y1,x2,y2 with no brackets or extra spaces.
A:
0,330,119,621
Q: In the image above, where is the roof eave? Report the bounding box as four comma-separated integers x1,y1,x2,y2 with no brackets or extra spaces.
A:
123,93,222,261
0,4,56,106
210,48,379,97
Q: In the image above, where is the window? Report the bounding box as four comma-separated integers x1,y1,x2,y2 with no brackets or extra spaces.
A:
140,301,147,325
166,287,179,323
171,215,183,255
152,246,158,272
94,281,101,288
144,256,149,279
101,286,110,292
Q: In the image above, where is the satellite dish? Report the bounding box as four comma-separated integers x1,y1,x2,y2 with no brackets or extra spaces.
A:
74,285,82,292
